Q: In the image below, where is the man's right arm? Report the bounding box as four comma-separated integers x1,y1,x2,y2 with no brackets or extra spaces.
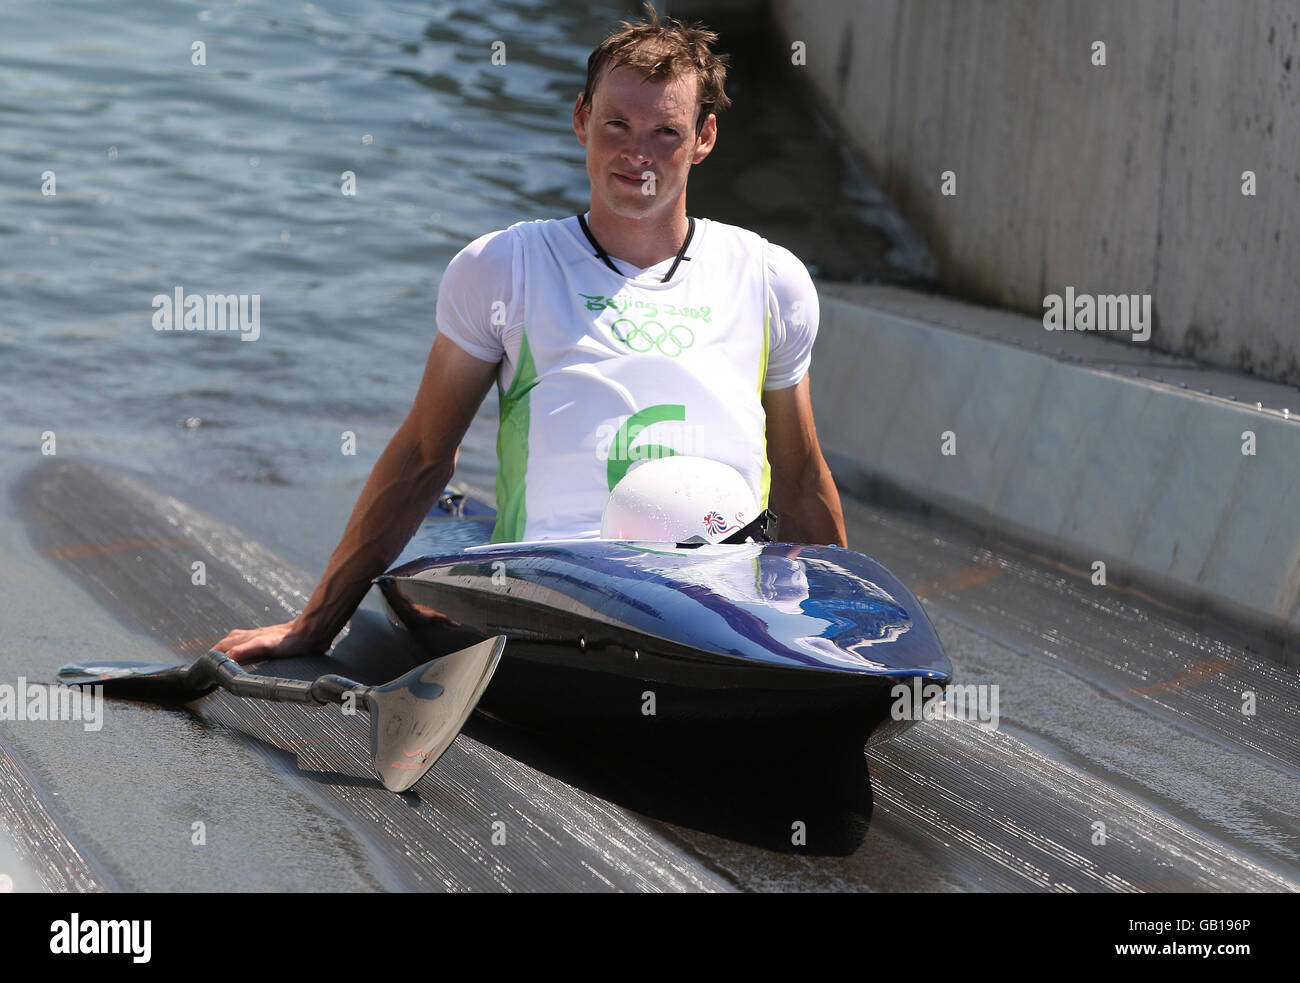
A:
215,333,499,661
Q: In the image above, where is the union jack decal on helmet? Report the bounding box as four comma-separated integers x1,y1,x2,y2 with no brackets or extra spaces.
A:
704,511,739,536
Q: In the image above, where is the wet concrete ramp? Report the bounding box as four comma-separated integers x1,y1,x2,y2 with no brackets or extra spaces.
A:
13,459,730,892
11,459,1298,892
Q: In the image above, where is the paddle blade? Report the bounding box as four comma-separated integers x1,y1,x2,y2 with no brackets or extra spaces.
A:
55,660,214,702
366,635,505,793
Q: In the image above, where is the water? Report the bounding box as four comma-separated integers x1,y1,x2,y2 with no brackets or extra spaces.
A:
3,0,608,491
0,0,927,499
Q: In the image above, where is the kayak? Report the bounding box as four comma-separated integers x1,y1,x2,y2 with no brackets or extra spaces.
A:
377,489,952,751
50,478,951,791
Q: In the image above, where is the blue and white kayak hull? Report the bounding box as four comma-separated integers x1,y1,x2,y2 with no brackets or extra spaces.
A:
379,533,951,749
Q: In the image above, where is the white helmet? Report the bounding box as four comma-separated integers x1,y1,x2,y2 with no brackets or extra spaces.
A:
601,456,759,543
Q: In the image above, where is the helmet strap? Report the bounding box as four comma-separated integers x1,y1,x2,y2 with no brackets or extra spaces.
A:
719,509,778,545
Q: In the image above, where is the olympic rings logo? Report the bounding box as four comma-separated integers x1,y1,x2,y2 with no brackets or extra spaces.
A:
609,319,696,358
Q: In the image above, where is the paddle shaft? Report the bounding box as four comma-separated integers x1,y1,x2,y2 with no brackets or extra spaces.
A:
196,650,371,706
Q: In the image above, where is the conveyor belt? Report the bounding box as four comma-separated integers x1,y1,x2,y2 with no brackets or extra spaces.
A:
11,459,1298,892
14,460,732,892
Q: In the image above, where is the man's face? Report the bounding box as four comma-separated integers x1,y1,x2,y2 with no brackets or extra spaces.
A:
573,64,716,220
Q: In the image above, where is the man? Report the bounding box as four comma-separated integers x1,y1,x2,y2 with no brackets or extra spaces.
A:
217,7,845,662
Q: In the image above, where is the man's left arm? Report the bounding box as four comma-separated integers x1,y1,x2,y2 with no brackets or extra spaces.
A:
763,375,847,546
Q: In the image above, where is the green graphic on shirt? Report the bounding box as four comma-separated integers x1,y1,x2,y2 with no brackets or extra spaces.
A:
492,331,537,543
609,319,695,357
578,292,714,324
606,403,686,490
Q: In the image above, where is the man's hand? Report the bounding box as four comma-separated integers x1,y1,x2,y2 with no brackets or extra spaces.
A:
213,620,321,663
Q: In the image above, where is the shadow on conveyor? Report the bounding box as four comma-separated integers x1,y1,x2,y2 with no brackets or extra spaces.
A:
464,714,876,855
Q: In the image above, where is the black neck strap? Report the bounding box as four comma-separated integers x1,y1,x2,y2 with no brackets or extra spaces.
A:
576,213,695,283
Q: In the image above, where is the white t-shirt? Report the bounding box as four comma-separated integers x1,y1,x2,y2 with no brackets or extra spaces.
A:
435,214,820,541
436,214,819,392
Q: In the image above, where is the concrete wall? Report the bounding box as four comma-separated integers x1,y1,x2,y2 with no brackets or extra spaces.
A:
769,0,1300,386
812,285,1300,660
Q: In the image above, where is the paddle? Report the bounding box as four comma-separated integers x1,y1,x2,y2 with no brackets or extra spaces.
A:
56,636,506,793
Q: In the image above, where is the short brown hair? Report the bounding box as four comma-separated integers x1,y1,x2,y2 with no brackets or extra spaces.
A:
580,2,731,136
